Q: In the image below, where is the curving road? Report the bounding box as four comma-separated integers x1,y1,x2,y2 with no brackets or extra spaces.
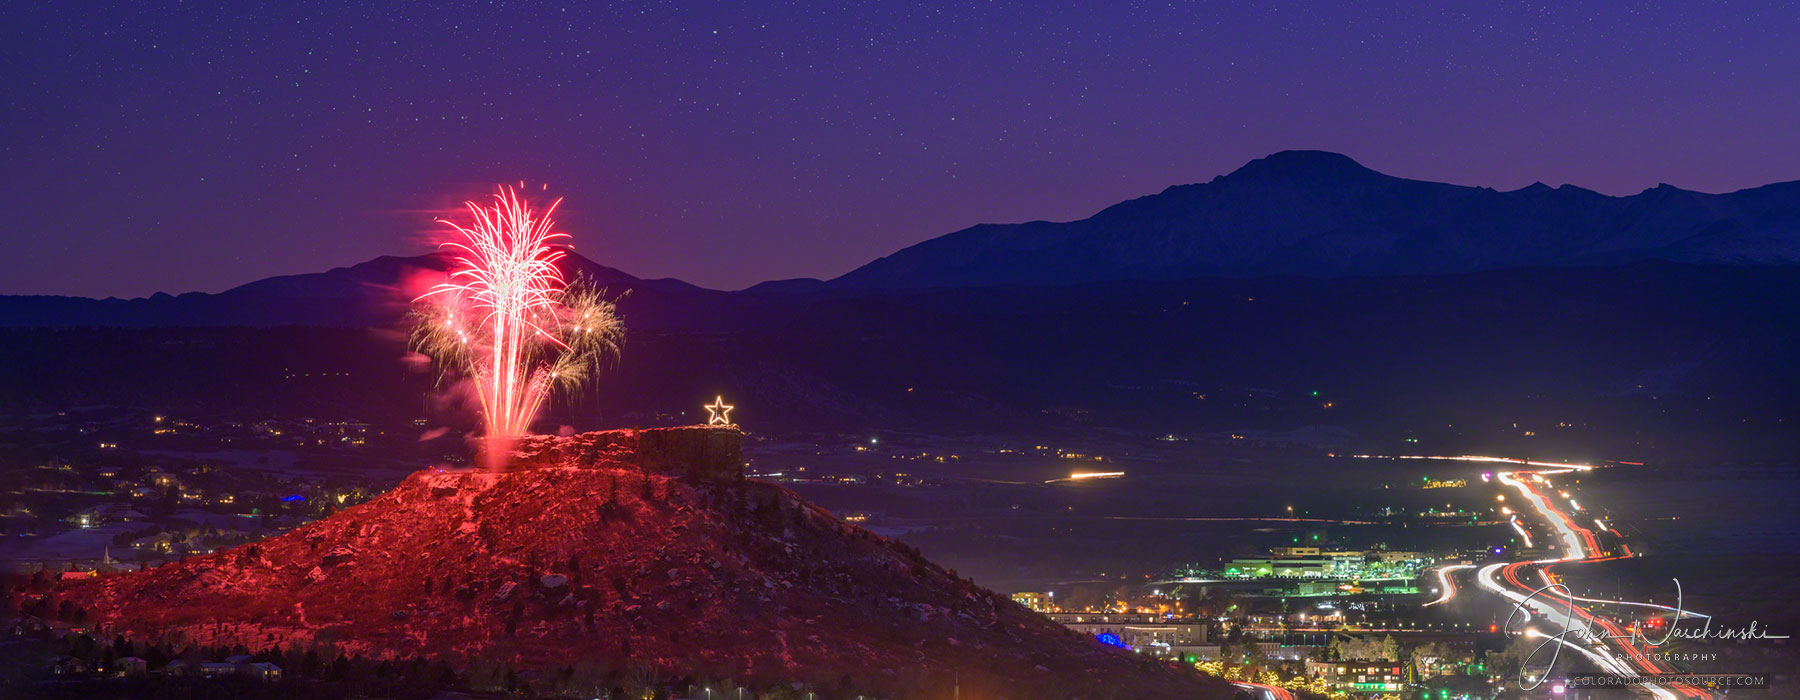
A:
1230,681,1295,700
1455,468,1714,699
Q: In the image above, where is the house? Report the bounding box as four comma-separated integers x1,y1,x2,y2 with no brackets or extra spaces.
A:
240,661,283,681
83,504,149,524
165,659,195,675
199,662,238,677
223,654,255,665
130,533,176,553
49,656,86,675
116,657,148,675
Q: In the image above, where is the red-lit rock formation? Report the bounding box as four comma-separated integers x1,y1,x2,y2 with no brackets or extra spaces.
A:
61,428,1229,699
509,425,746,482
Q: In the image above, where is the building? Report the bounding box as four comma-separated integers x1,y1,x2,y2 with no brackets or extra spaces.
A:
1045,612,1208,655
1045,611,1161,625
199,662,239,678
1260,642,1324,662
240,661,283,681
1323,550,1367,564
1306,659,1405,694
1225,556,1336,577
1011,591,1055,612
1372,550,1427,564
116,657,148,675
1185,642,1322,663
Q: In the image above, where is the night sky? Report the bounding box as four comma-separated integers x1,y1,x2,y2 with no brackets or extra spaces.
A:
4,2,1797,298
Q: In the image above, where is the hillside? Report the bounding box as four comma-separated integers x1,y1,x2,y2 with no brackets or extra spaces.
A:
58,427,1229,700
833,150,1800,288
7,262,1800,460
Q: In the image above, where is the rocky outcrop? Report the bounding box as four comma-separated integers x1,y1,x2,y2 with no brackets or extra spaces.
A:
510,426,744,482
60,429,1229,700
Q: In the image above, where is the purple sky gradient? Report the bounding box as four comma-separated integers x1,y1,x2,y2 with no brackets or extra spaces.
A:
4,1,1797,297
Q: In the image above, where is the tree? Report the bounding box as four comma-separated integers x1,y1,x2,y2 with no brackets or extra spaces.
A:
1336,635,1381,660
1413,640,1453,674
1381,634,1400,662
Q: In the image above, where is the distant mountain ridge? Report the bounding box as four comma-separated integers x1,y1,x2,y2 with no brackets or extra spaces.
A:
831,150,1800,288
7,149,1800,326
0,251,709,328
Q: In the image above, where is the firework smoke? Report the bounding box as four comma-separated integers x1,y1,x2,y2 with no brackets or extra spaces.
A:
413,186,623,466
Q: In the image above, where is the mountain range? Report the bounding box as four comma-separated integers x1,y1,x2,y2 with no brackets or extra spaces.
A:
6,152,1800,460
5,150,1800,327
834,150,1800,288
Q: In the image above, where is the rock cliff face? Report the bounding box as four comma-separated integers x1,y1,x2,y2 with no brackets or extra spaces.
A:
509,426,746,483
60,428,1228,700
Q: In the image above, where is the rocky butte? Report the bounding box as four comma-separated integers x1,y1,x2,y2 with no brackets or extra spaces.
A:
60,427,1231,699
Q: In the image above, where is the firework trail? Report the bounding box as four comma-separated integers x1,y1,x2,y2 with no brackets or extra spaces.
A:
413,186,623,464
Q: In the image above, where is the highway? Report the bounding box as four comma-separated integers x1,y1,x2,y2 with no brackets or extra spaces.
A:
1230,681,1295,700
1448,467,1714,699
1423,563,1475,607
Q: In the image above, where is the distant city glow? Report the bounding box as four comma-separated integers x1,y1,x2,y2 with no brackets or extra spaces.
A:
1350,454,1597,471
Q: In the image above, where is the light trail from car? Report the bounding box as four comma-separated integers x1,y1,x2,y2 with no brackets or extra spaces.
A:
1474,467,1711,699
1423,563,1476,607
1230,681,1295,700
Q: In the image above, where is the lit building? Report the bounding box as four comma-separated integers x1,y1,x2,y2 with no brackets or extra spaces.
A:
240,661,283,681
1044,612,1208,655
1372,550,1427,564
1306,659,1405,694
1225,557,1336,577
1011,591,1055,612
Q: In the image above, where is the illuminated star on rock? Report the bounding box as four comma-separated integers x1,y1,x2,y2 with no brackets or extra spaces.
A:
705,396,734,426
